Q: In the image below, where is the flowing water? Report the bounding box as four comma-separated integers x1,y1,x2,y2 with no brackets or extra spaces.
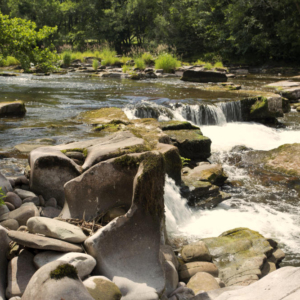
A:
1,71,300,265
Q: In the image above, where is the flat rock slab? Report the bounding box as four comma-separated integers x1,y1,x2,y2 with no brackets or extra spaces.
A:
214,267,300,300
6,250,36,298
34,251,96,279
266,80,300,88
8,231,83,252
0,101,26,117
21,260,94,300
27,217,87,243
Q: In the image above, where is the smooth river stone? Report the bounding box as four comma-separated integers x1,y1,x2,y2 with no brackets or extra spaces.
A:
34,251,96,279
27,217,87,243
7,231,83,252
14,189,37,200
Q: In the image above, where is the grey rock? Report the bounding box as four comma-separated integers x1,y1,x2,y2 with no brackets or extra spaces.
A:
83,276,122,300
40,206,61,218
27,217,87,243
45,198,57,208
21,260,94,300
181,241,212,263
23,196,40,206
102,207,127,223
14,189,37,200
0,226,11,300
0,204,10,216
213,267,300,300
181,70,227,83
5,192,22,209
0,219,19,230
85,152,166,299
160,245,179,270
34,251,96,279
261,261,276,277
6,249,36,298
0,203,40,225
163,261,179,297
15,176,29,185
187,272,220,294
8,297,21,300
0,171,13,194
7,231,83,252
38,195,45,206
5,202,15,211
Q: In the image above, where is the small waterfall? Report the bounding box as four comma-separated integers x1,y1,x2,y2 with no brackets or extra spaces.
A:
218,101,242,122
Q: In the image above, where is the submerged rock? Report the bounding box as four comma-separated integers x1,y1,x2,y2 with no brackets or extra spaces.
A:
181,70,228,83
0,101,26,117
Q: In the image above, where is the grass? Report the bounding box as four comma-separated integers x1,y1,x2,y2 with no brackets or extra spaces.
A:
194,59,206,66
62,52,71,67
122,65,132,73
142,52,153,65
204,62,213,70
155,53,181,73
214,61,224,68
134,58,145,70
92,59,99,70
0,56,20,67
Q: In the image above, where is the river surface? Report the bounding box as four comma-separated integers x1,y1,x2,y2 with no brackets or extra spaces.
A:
1,71,300,266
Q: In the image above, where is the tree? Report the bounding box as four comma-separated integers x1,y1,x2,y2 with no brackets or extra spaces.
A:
0,12,58,71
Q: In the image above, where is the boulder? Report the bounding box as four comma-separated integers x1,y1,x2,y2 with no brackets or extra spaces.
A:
0,219,19,230
6,249,36,298
34,251,96,279
201,228,274,287
83,276,122,300
242,143,300,177
0,203,39,225
164,129,211,160
181,70,228,83
21,260,94,300
0,171,13,194
61,154,139,221
163,261,178,297
0,101,26,117
179,262,219,283
0,226,11,300
160,245,179,270
27,217,86,243
102,207,127,223
41,206,61,218
14,189,37,200
187,272,220,294
181,241,212,263
213,266,300,300
84,152,166,300
29,147,82,207
5,192,22,209
7,231,83,252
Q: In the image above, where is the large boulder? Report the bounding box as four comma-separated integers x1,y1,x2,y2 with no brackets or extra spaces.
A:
242,143,300,177
201,228,274,287
29,147,82,207
60,154,140,221
0,101,26,117
84,152,166,300
0,226,11,300
181,70,228,83
213,266,300,300
21,260,94,300
164,129,211,160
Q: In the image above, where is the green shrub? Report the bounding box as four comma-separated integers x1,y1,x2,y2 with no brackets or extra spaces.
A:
142,52,153,65
204,62,213,70
122,65,132,73
92,59,99,70
62,52,72,67
154,53,180,73
134,58,145,70
214,61,224,68
194,59,206,66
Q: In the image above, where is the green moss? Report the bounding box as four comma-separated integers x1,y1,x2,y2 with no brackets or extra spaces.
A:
124,144,152,153
61,148,88,158
159,121,199,131
114,155,140,169
250,97,268,115
50,264,78,280
164,129,209,143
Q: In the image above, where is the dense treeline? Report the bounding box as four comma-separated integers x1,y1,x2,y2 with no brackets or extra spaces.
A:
1,0,300,63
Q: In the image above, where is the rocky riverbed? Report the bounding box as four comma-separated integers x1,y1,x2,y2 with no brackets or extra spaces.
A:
0,69,300,300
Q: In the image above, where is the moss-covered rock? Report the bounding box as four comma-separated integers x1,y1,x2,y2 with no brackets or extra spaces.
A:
164,129,211,160
159,121,199,131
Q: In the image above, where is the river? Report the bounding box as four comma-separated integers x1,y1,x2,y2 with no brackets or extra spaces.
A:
1,71,300,266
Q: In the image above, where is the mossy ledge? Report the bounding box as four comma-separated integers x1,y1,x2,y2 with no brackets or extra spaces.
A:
50,264,78,280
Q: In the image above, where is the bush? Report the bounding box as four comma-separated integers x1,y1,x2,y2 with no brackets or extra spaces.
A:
142,52,153,65
194,59,206,66
134,58,145,70
62,52,71,66
154,53,180,73
204,62,213,70
214,61,224,68
92,59,99,70
122,65,131,73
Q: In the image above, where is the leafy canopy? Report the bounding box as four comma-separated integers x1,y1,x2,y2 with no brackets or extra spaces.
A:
0,12,58,71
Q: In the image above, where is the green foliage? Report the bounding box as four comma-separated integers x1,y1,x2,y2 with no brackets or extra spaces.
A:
155,53,180,73
194,60,206,66
204,63,213,70
122,65,132,73
62,52,71,67
50,264,78,280
0,187,6,206
134,58,145,70
0,56,19,67
92,59,99,70
142,52,153,65
214,62,224,68
0,12,58,72
180,156,191,167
